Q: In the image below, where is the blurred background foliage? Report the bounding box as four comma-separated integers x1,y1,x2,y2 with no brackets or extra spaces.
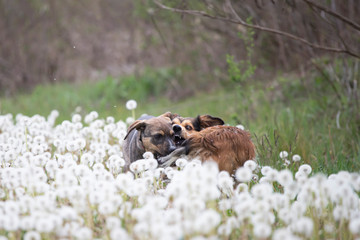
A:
0,0,360,173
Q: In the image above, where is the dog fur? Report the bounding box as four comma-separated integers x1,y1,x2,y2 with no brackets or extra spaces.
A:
159,114,256,174
123,114,177,170
170,114,224,146
184,125,256,173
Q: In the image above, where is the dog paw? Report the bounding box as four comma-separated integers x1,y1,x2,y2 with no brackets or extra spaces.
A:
158,147,186,167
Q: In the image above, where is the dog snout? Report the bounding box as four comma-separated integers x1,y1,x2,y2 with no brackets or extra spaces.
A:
173,124,182,133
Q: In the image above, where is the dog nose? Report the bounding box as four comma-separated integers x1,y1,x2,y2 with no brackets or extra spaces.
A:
173,124,181,133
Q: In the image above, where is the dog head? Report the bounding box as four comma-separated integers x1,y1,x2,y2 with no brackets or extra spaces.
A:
170,114,224,146
124,116,177,159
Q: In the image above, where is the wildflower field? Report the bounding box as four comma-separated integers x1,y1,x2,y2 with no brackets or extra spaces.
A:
0,104,360,240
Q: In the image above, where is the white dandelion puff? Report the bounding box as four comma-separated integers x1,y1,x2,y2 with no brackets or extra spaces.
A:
126,100,137,110
126,117,135,125
253,222,272,238
73,227,92,240
71,114,82,123
235,167,252,182
292,154,301,162
261,166,273,175
291,216,313,237
277,169,294,187
349,218,360,234
110,228,130,240
279,151,288,159
23,231,41,240
142,151,154,159
236,124,245,130
299,164,312,176
244,160,258,171
175,158,188,168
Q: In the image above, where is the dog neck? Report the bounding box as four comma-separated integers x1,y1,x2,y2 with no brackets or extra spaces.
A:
127,129,145,163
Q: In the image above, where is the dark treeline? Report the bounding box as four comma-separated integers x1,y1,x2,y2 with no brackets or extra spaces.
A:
0,0,359,97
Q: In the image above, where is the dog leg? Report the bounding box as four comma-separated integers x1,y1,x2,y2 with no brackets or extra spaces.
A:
158,147,186,168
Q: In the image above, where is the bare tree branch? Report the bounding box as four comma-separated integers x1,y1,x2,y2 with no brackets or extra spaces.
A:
302,0,360,31
299,0,351,54
153,0,360,59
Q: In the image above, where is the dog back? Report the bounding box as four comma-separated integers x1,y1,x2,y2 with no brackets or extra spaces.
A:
186,125,255,173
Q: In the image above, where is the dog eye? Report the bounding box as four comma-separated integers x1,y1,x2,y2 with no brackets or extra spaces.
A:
154,134,163,140
185,125,193,130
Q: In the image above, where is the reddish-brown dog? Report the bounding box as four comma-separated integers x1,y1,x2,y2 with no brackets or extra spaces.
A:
183,125,256,173
159,114,256,174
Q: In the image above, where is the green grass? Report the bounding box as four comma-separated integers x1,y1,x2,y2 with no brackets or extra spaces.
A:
1,69,359,175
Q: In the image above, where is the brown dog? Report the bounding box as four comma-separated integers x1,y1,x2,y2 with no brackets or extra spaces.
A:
159,115,256,174
123,114,177,170
169,114,224,146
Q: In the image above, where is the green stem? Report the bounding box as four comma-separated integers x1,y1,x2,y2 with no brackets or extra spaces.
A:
132,109,135,120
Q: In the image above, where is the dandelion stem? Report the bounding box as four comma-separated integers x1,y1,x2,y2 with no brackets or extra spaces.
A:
131,109,135,120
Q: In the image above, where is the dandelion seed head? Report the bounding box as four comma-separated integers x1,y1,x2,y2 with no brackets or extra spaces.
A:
235,183,249,193
98,201,116,215
71,114,82,123
175,158,188,168
244,160,258,171
272,228,300,240
93,162,105,171
253,222,272,238
142,151,154,159
235,124,245,130
110,228,130,240
279,151,288,159
20,216,35,231
218,199,232,211
73,227,92,240
277,169,294,187
154,167,165,179
260,166,272,175
81,153,95,166
299,164,312,175
147,158,158,170
126,100,137,110
251,182,273,199
217,176,234,193
194,209,221,234
35,218,55,233
291,216,313,237
165,168,176,179
23,231,41,240
333,205,349,221
200,185,220,201
349,218,360,234
295,170,308,180
235,167,252,182
292,154,301,162
125,117,135,125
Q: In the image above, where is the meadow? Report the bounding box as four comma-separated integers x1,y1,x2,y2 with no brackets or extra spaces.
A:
0,102,359,239
1,67,360,239
1,67,359,174
1,0,360,238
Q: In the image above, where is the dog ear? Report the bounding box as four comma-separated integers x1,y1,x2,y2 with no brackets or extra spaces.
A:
197,115,224,129
159,112,179,120
124,120,147,140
